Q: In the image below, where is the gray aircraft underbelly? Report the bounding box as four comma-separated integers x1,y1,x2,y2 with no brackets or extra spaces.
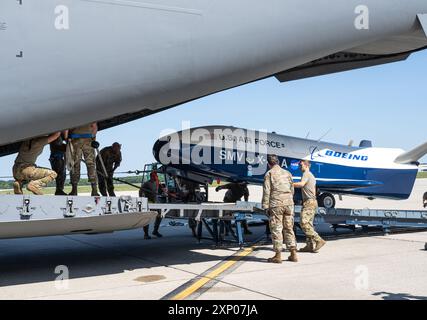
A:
0,0,426,148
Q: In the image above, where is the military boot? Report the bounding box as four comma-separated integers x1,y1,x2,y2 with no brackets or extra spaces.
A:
153,230,163,238
27,181,43,195
288,248,299,263
299,239,315,253
13,181,23,195
267,251,282,264
313,239,327,253
69,184,78,196
55,189,67,196
91,183,100,197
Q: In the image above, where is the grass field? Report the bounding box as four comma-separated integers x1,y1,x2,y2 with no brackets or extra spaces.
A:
418,172,427,179
1,174,426,195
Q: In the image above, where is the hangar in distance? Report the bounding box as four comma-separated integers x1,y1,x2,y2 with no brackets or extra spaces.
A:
0,1,427,156
153,126,427,208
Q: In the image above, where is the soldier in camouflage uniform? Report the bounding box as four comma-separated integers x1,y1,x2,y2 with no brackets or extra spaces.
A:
294,160,326,253
67,123,99,196
262,154,298,264
12,132,61,195
216,182,252,235
96,142,122,197
140,171,163,239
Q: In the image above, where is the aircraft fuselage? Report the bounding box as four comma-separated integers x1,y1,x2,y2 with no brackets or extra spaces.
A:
1,1,426,151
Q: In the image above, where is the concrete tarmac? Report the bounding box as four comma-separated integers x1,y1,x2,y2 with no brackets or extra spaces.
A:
0,181,426,300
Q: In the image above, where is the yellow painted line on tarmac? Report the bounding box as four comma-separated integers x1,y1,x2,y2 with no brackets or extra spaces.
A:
171,246,255,301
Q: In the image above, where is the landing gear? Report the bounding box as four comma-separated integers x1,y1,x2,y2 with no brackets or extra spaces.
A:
318,192,336,209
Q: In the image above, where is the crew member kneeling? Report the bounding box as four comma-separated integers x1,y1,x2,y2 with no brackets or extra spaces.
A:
13,132,61,195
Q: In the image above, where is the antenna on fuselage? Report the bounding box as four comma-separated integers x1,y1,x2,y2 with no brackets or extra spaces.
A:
317,128,332,143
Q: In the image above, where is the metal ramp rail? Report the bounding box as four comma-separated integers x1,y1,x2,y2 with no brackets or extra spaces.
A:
148,202,427,245
315,207,427,234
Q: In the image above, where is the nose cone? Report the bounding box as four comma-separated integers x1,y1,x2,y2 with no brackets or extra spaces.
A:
152,139,167,163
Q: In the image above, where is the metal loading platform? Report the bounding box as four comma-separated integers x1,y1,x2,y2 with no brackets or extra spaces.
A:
0,195,157,239
1,195,426,243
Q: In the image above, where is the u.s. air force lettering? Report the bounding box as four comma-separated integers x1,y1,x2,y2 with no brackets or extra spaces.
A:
217,134,285,149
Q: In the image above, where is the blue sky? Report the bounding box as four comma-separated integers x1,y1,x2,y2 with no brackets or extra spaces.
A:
0,50,426,178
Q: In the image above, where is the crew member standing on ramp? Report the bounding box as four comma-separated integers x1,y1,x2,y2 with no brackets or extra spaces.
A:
12,132,60,195
262,154,298,264
96,142,122,197
49,131,68,196
140,171,163,239
294,160,326,253
68,122,99,196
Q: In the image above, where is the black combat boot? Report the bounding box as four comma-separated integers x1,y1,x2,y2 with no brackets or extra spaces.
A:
143,225,152,240
55,189,67,196
152,230,163,238
69,184,78,196
91,183,100,197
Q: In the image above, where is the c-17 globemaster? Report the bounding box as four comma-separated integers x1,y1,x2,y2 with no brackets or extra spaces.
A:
0,0,426,155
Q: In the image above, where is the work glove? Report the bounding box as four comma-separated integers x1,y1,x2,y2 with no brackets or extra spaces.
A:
91,140,100,149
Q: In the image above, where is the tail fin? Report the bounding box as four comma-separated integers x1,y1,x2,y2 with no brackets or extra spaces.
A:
395,141,427,164
418,14,427,37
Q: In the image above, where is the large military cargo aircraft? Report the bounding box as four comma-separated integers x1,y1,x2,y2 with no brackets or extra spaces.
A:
1,1,427,155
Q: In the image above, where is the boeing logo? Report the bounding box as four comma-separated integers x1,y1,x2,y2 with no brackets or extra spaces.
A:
325,150,368,161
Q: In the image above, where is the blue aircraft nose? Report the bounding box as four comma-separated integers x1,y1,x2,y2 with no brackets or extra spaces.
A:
152,139,167,163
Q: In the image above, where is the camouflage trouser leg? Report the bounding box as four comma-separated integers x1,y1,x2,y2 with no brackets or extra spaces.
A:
20,166,57,187
81,140,97,184
269,206,297,252
300,200,322,244
71,139,97,184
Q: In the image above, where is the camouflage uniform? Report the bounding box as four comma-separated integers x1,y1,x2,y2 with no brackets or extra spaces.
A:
69,124,97,184
140,179,163,238
13,137,57,194
96,146,122,196
300,171,322,246
262,165,296,251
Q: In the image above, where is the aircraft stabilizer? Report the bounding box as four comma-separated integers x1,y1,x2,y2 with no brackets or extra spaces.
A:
418,14,427,37
395,141,427,164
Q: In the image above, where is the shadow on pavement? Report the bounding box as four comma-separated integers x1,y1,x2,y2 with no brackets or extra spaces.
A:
373,292,427,301
0,224,265,288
